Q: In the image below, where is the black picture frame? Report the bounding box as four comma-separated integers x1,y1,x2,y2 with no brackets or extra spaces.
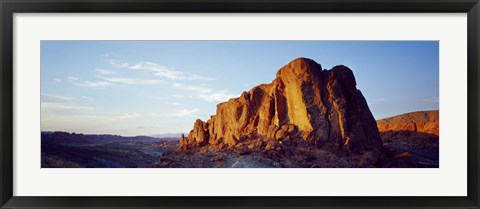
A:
1,0,479,208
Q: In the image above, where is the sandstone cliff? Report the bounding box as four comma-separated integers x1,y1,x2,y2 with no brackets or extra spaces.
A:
181,58,383,154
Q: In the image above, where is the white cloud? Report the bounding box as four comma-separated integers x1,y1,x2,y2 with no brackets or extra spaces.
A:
41,94,74,101
100,77,165,85
129,62,182,79
68,76,79,81
99,53,116,59
41,102,92,110
171,102,182,106
167,108,199,117
97,57,235,101
95,68,116,75
146,112,162,117
119,113,142,119
68,76,112,88
423,96,439,103
198,90,236,102
77,80,112,88
129,62,214,80
115,61,214,81
108,59,130,68
53,78,62,82
172,82,237,102
42,94,94,102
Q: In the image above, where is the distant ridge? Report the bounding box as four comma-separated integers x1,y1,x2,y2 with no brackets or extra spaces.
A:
41,131,166,145
151,133,187,139
376,110,439,136
377,110,439,124
376,110,439,167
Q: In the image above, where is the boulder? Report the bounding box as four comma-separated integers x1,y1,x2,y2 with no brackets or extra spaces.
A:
274,129,287,140
265,139,279,151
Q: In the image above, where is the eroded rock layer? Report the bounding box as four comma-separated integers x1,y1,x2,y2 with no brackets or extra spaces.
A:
182,58,383,153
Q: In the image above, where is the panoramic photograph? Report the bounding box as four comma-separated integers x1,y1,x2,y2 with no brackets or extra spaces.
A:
41,41,439,168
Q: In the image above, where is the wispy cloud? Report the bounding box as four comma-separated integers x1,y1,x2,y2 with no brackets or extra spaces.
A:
423,96,439,103
42,94,95,102
130,62,214,81
41,93,74,101
198,90,236,102
167,108,199,117
146,112,162,117
172,82,237,102
95,57,233,102
100,77,165,85
68,76,79,81
77,81,112,88
108,60,214,81
53,78,62,82
118,113,142,119
95,68,116,75
108,59,130,68
68,76,112,88
67,66,168,88
99,53,116,59
41,102,92,110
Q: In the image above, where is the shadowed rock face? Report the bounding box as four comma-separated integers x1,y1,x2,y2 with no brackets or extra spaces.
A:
181,58,383,153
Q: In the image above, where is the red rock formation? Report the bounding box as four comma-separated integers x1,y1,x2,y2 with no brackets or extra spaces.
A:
376,110,439,136
376,110,439,167
181,58,383,153
178,134,187,151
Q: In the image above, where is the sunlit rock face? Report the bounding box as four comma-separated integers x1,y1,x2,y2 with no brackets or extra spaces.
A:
376,110,439,137
180,58,383,153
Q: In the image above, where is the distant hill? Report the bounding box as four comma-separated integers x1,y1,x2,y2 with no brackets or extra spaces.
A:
150,133,186,139
377,110,439,124
377,110,439,136
41,131,167,145
41,131,179,168
376,110,439,167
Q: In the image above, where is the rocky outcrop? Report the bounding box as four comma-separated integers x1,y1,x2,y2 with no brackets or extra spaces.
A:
376,110,439,136
178,134,187,151
376,110,439,167
180,58,383,153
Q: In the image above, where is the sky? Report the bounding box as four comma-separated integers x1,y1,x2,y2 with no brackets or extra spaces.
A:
41,41,439,136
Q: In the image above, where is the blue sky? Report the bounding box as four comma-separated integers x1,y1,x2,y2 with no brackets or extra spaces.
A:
41,41,439,136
